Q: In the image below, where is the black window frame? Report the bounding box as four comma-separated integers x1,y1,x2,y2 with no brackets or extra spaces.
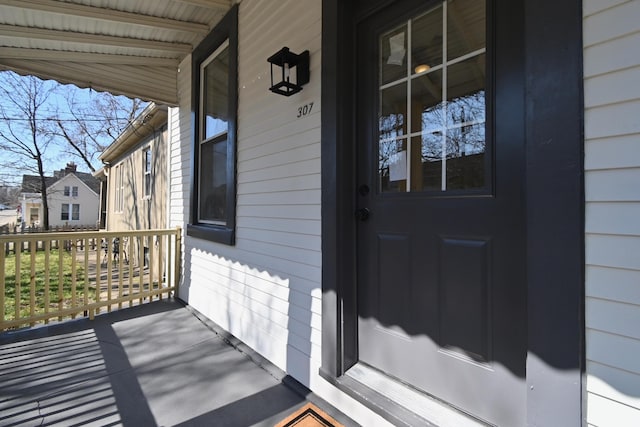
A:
187,4,238,245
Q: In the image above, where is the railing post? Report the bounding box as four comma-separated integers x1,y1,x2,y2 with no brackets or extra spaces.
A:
0,247,5,327
15,248,21,325
29,243,36,326
44,240,50,324
58,240,63,321
174,227,182,298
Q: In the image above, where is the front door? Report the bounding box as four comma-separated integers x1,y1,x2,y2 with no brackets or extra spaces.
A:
356,0,526,425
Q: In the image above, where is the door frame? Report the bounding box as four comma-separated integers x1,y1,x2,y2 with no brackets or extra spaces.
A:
320,0,584,425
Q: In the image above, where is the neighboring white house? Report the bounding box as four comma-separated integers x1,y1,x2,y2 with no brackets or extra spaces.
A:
20,163,100,228
1,1,640,426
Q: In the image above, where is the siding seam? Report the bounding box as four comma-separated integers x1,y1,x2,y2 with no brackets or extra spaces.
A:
587,390,640,412
582,1,633,19
584,64,640,80
587,360,640,378
583,26,640,49
587,325,640,342
586,296,640,308
586,231,640,238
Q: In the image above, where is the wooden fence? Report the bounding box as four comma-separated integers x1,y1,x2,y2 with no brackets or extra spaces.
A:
0,228,182,331
0,224,98,237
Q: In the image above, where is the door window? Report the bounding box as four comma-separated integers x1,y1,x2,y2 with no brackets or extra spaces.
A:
378,0,487,193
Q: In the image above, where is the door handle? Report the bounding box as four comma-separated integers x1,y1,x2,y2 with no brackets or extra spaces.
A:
355,207,371,221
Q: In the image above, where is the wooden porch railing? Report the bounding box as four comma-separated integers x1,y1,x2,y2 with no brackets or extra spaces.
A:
0,228,182,331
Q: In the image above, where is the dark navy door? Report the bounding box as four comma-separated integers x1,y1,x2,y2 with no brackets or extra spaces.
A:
355,0,527,424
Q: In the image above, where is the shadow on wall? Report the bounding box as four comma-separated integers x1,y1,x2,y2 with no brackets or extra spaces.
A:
124,157,141,231
179,243,316,389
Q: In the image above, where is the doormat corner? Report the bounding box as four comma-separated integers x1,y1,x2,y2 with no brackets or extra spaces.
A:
274,402,345,427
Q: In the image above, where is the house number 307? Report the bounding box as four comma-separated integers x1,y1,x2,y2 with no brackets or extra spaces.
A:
297,102,314,118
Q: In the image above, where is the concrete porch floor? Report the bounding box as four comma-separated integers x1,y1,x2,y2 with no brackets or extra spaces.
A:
0,300,357,427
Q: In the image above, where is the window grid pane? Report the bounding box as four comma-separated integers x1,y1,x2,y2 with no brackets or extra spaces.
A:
72,204,80,220
378,0,486,193
198,138,227,223
115,165,124,213
203,44,229,140
61,204,69,221
143,148,152,197
198,40,229,225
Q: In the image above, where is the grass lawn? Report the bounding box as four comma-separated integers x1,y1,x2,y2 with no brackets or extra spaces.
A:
2,248,94,323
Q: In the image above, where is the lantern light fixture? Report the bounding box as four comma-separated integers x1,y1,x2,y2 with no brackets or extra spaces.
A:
267,47,310,96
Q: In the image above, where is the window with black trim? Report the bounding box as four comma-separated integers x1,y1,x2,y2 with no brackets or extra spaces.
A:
187,5,238,245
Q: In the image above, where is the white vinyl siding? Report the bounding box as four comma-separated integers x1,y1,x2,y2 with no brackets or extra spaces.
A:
174,1,387,425
105,120,168,232
180,0,322,373
169,57,192,229
170,2,421,425
584,0,640,425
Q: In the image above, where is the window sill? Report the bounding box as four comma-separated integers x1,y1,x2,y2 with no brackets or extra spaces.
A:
186,224,234,245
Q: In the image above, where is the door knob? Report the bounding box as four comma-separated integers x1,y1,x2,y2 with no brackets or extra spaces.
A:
355,207,371,221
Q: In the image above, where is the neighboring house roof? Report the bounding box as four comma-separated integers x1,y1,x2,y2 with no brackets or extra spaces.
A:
21,175,56,194
21,164,100,195
99,102,168,164
0,1,233,105
53,172,101,195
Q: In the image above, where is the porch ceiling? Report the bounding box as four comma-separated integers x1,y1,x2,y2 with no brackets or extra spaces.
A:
0,0,233,105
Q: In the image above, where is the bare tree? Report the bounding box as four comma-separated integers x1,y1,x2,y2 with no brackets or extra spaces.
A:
0,71,57,229
51,91,146,172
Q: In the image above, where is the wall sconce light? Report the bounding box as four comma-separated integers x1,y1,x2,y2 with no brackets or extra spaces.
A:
267,47,310,96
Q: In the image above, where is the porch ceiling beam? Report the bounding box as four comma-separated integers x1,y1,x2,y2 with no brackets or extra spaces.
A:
0,47,179,66
0,24,192,53
0,0,210,35
172,0,231,9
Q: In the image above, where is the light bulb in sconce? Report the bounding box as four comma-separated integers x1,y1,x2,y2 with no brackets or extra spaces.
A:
414,64,431,74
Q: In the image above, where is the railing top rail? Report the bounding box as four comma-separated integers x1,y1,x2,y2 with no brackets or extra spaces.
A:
0,227,181,242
